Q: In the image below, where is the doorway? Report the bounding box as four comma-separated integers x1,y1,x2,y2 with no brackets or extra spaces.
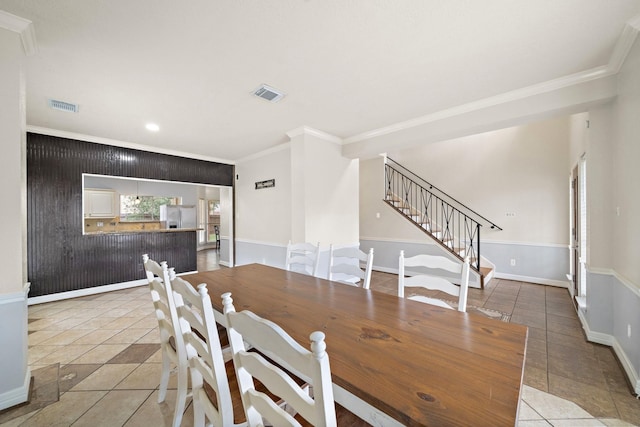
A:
570,156,587,305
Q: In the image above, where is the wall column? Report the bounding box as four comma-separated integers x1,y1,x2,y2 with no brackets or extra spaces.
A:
287,127,360,245
0,24,29,410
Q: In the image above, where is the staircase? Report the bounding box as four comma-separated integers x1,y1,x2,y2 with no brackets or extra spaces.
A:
383,156,502,288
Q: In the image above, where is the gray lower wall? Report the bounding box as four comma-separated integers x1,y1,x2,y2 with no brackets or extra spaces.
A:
219,237,231,266
235,240,287,270
584,271,614,334
482,241,569,284
235,240,333,279
236,238,568,287
584,269,640,394
361,238,569,287
0,288,29,410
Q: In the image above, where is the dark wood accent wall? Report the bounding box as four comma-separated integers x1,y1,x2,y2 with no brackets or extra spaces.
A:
27,133,234,297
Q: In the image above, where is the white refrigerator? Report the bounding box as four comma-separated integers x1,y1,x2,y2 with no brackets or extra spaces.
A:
159,205,197,229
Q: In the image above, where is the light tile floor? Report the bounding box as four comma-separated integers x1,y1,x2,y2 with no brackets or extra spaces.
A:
0,260,638,426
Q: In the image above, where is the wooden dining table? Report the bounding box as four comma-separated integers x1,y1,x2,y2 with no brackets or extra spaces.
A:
181,263,528,427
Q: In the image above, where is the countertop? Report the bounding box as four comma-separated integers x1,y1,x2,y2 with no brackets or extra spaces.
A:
84,228,201,235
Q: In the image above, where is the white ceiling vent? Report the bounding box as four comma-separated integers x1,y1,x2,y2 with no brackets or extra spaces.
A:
48,99,79,113
253,84,285,103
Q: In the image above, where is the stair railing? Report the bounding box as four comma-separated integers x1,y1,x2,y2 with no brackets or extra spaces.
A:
383,156,502,273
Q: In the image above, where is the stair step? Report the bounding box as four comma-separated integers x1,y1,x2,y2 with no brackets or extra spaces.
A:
480,266,494,288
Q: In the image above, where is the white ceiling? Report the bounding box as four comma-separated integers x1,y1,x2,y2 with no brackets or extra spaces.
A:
2,0,640,162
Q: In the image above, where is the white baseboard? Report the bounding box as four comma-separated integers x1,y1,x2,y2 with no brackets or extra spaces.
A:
197,244,219,251
176,270,198,276
219,261,231,267
0,368,31,411
578,309,639,395
27,270,203,305
612,339,640,396
578,309,614,345
26,269,215,305
373,266,398,275
494,272,569,288
28,279,148,305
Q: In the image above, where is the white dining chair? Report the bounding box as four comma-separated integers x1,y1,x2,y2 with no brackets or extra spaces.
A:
285,241,320,276
327,245,374,289
171,277,246,427
398,250,471,312
142,254,190,427
222,292,337,427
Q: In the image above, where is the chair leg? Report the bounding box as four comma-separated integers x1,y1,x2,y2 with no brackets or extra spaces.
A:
192,392,205,427
158,347,171,403
172,365,189,427
190,372,205,427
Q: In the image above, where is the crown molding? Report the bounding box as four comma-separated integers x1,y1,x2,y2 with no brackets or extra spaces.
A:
26,125,234,165
345,14,640,146
286,126,342,144
0,10,38,56
344,65,611,144
236,141,290,163
607,15,640,74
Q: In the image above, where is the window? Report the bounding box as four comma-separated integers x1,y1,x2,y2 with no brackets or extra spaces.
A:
209,200,220,214
208,200,220,243
120,195,180,221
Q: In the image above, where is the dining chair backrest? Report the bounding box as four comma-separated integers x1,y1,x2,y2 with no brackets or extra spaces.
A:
327,245,374,289
222,292,337,427
171,277,239,427
143,253,165,283
398,250,470,312
142,254,189,427
285,241,320,276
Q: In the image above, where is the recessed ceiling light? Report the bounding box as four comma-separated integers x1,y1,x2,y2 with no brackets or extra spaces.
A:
145,123,160,132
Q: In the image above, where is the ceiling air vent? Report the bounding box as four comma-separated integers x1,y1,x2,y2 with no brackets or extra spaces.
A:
253,84,285,103
48,99,79,113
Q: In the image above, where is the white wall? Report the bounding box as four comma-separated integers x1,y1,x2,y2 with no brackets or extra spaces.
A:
197,185,220,201
579,37,640,396
236,145,292,245
390,117,570,244
610,41,640,387
584,105,613,270
218,186,233,266
568,112,588,168
235,129,360,269
298,133,359,245
84,175,203,209
360,156,434,242
611,38,640,287
0,27,30,410
360,116,571,284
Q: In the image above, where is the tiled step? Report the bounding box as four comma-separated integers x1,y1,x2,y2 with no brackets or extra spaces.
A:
480,267,493,287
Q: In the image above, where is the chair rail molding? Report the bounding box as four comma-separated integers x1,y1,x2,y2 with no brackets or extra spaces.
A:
587,266,640,297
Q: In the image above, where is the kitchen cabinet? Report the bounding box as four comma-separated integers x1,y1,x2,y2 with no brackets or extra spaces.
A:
84,189,116,218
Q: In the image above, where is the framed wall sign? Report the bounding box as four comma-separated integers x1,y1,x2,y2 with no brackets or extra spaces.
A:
255,179,275,190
